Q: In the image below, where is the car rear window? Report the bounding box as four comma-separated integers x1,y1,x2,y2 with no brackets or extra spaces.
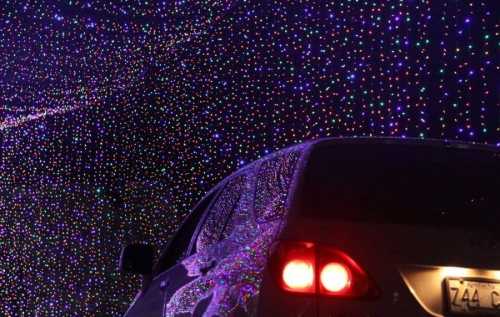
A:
301,143,500,228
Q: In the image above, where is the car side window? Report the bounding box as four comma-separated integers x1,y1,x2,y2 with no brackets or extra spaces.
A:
254,151,300,223
195,174,246,253
154,188,220,274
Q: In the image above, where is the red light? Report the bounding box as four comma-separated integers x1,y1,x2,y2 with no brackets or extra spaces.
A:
282,259,314,291
274,241,379,298
320,262,351,292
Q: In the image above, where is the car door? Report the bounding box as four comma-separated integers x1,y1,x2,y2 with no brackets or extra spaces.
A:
163,173,248,316
123,174,247,317
123,184,222,317
164,149,304,317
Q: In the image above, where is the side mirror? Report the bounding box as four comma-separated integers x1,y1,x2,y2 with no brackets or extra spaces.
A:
119,243,155,275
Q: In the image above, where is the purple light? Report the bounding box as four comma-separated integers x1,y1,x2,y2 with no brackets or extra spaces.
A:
1,1,497,315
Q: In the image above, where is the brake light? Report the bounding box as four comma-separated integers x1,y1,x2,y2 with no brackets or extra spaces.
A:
273,241,379,299
282,259,314,291
275,241,316,294
320,262,351,292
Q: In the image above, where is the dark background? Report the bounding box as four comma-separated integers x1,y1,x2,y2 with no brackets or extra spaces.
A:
1,0,498,315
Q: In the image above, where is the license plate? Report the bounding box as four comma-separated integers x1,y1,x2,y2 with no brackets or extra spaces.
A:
445,277,500,315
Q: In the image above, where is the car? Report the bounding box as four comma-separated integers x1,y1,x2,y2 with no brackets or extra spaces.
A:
119,137,500,317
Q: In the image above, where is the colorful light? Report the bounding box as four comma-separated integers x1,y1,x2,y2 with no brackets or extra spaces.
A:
0,0,497,315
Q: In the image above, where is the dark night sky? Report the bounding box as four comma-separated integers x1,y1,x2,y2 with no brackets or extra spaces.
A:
0,0,498,315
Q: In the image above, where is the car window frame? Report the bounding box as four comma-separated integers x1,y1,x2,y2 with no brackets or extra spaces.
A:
153,184,223,275
186,174,245,256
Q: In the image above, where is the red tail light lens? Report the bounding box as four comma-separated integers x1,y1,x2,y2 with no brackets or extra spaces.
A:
275,241,316,294
317,247,378,298
273,241,379,299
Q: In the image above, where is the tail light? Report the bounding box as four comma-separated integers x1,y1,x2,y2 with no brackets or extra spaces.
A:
282,259,315,291
317,247,378,298
320,262,351,293
273,241,379,299
277,242,316,293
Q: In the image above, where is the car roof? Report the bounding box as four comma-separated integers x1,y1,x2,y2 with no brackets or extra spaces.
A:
309,137,499,153
219,137,498,188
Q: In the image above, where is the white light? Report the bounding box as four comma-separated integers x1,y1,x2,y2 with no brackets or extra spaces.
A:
282,259,314,290
320,262,351,292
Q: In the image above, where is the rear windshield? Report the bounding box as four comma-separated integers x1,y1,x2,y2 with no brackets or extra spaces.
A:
301,143,499,228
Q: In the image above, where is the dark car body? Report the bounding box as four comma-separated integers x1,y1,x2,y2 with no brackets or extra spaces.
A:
123,138,500,317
